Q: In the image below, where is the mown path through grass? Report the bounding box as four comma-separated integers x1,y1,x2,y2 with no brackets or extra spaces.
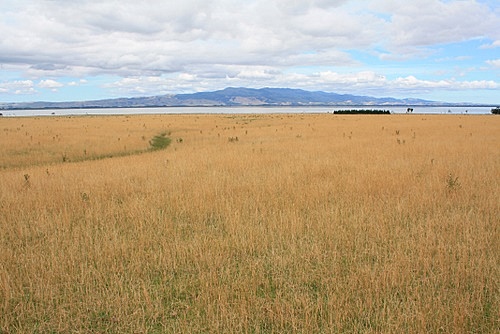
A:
65,131,172,164
0,113,174,169
5,132,171,169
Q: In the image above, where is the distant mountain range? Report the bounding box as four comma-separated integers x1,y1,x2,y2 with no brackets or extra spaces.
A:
0,87,475,110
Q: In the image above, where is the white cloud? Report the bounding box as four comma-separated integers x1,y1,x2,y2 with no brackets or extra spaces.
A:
310,72,499,94
480,40,500,49
38,79,64,89
68,79,88,86
0,0,499,102
0,80,36,95
102,70,499,99
486,59,500,69
2,1,497,69
371,0,499,55
390,76,499,92
0,0,445,76
103,76,177,96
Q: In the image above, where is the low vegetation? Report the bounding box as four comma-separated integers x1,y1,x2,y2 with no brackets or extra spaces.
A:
0,113,498,333
149,131,172,151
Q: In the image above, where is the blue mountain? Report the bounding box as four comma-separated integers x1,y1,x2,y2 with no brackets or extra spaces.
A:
1,87,443,110
174,87,430,106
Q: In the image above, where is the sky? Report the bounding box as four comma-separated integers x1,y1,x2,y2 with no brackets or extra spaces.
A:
0,0,499,104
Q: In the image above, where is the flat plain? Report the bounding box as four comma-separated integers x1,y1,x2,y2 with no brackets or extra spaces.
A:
0,113,498,333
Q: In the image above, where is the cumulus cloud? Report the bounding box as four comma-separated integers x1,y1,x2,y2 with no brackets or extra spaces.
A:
38,79,64,89
0,80,37,95
0,0,499,101
392,76,499,90
3,0,478,74
308,72,500,94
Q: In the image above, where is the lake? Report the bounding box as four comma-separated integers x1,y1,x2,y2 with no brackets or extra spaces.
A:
0,105,495,117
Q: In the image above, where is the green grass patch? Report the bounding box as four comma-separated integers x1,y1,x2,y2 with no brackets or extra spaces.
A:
149,132,172,151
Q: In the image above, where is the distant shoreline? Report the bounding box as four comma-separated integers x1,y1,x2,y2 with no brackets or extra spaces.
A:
1,103,496,111
0,105,495,117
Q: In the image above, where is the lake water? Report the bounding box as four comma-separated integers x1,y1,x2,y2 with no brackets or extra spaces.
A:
0,105,495,117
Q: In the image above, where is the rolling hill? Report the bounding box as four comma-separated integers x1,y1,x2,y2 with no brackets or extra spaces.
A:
1,87,446,110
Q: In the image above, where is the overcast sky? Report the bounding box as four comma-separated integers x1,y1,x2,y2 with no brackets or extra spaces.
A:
1,0,499,104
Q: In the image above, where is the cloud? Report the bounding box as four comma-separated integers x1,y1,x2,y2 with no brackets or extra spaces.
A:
2,0,472,76
486,59,500,69
392,76,499,90
480,40,500,49
38,79,64,92
309,72,499,94
371,0,499,55
0,0,499,102
38,79,64,89
103,76,175,96
68,79,88,87
0,80,36,95
103,70,499,99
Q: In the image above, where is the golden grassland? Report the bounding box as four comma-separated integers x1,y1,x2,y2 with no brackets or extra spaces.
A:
0,113,498,333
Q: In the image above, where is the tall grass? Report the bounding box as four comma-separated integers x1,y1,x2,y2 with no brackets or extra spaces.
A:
0,114,498,333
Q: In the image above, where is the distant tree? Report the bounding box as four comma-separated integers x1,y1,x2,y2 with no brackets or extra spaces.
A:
333,109,391,115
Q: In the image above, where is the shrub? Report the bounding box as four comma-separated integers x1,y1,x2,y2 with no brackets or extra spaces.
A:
149,132,172,151
333,109,391,115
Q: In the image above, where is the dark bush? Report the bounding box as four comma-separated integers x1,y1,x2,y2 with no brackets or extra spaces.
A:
333,109,391,115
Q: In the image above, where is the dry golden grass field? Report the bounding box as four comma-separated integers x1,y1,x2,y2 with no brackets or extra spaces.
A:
0,113,498,333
